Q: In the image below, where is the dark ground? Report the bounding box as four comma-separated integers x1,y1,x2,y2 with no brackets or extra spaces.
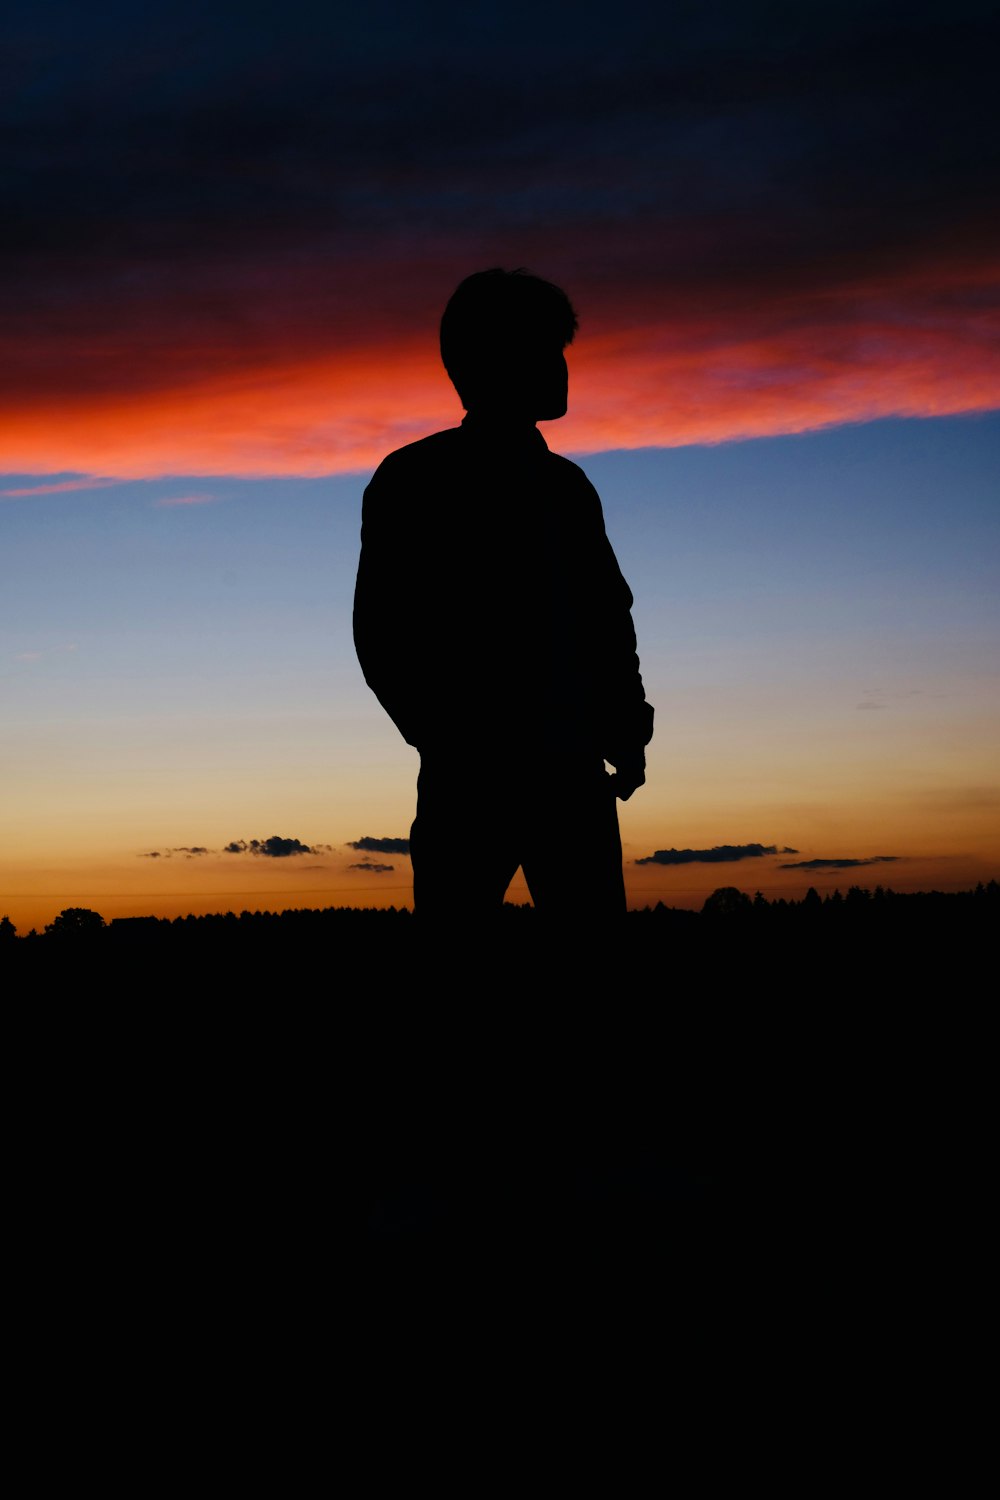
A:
8,896,990,1384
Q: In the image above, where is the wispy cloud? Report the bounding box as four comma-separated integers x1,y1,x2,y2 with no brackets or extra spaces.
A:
779,856,901,871
140,845,211,859
348,860,395,874
919,786,1000,813
12,642,78,664
140,835,334,860
153,493,219,508
0,476,121,497
858,686,927,710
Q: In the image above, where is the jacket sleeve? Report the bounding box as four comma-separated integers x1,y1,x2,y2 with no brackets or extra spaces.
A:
585,480,655,761
353,456,423,748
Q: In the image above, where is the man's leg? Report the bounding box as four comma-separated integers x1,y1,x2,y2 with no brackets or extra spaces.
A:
410,757,522,916
520,761,626,917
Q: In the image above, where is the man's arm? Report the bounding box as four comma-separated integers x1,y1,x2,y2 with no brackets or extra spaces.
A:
353,457,423,748
579,473,654,798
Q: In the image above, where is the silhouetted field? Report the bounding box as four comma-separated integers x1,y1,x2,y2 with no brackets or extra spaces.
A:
8,884,990,1348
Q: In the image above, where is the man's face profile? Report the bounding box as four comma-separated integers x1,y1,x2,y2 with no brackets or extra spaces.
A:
487,337,568,423
531,345,569,422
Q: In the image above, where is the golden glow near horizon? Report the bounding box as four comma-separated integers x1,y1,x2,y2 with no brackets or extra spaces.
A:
3,688,998,932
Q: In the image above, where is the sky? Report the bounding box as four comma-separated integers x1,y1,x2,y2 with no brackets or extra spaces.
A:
2,0,998,931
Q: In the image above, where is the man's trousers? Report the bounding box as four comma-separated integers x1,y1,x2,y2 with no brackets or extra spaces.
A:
410,754,626,917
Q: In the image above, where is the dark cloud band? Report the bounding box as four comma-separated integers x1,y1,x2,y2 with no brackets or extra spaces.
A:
635,843,796,866
3,2,997,474
348,836,411,855
779,856,901,871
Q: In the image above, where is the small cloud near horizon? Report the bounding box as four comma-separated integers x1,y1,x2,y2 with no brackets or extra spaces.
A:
348,836,410,855
348,860,395,874
141,836,334,860
635,843,797,867
224,835,315,857
140,845,211,859
779,855,902,871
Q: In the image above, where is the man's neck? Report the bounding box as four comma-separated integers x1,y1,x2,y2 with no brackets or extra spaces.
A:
461,409,546,446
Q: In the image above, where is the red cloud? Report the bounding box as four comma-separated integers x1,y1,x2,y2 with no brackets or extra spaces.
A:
2,245,997,477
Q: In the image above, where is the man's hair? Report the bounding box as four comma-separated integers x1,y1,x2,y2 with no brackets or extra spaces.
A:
440,268,578,408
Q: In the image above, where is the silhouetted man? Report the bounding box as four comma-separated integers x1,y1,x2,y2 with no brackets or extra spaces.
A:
354,269,653,917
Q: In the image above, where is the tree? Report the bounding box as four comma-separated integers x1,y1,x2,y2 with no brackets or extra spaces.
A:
44,908,106,937
0,915,17,942
702,886,752,917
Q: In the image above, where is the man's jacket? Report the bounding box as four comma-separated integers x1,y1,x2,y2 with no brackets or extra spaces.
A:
353,415,653,766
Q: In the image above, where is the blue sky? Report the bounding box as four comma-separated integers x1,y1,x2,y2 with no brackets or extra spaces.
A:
4,411,997,927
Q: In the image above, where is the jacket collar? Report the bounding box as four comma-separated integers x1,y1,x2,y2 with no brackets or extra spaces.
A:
461,412,549,453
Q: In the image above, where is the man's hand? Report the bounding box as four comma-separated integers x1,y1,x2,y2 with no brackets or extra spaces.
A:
608,751,645,801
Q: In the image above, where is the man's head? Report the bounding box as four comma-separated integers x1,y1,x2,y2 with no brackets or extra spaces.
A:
440,268,578,421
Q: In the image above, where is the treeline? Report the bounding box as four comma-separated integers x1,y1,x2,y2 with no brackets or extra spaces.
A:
656,878,1000,925
3,878,996,946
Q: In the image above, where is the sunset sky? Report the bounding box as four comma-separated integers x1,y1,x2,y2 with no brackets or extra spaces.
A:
3,0,998,931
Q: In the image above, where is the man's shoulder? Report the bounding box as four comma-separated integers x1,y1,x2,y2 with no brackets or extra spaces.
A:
362,430,465,528
545,447,594,484
365,426,599,509
542,447,602,513
369,427,464,479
